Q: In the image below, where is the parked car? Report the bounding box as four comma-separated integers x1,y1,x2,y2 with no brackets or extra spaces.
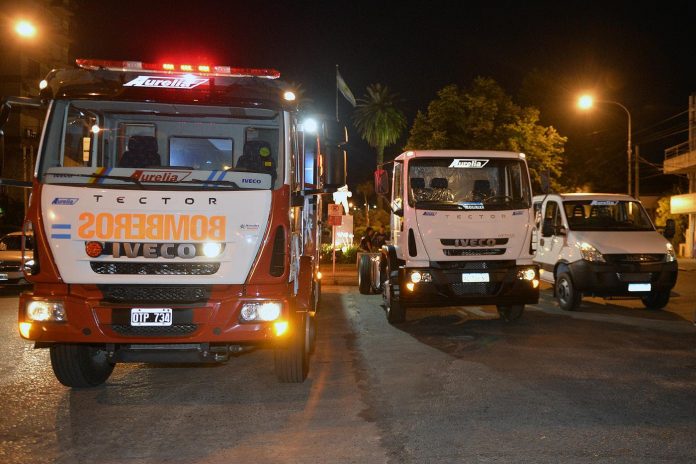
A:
533,193,678,310
0,231,33,286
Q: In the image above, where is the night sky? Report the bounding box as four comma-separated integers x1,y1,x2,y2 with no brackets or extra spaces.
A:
70,0,695,193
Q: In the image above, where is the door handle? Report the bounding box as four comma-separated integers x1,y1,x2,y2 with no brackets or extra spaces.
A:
540,238,545,246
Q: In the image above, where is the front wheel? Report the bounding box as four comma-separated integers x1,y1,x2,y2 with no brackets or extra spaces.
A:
497,304,524,322
641,290,670,310
274,313,309,383
50,344,115,388
556,272,581,311
384,277,406,324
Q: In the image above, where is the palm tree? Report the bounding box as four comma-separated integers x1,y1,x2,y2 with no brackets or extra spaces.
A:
352,83,407,167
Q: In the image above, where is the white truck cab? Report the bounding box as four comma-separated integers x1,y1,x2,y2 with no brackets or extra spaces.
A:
533,193,678,310
361,150,540,323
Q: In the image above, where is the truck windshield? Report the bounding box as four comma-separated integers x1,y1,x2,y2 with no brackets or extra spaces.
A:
38,100,283,189
563,200,655,231
408,157,531,211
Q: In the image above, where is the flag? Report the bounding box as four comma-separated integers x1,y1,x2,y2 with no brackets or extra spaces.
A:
336,69,356,107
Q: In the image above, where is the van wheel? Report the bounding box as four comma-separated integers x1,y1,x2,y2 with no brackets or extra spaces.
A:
358,254,373,294
641,290,670,310
498,304,524,322
274,313,309,383
556,272,581,311
50,344,115,388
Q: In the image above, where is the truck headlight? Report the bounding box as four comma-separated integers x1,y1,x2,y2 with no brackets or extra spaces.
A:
666,243,676,262
26,301,66,322
578,242,605,263
516,267,537,281
409,270,432,283
239,301,282,322
202,242,223,258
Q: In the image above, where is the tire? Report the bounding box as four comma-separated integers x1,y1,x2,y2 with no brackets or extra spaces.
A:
384,274,406,324
308,313,317,354
312,278,321,312
358,254,373,295
498,304,525,322
556,272,581,311
274,313,309,383
641,290,670,310
49,344,115,388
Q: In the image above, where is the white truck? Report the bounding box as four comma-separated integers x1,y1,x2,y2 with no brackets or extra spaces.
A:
532,193,678,310
360,150,540,323
0,58,347,387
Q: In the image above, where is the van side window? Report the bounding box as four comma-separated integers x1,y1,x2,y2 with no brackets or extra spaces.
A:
542,201,562,237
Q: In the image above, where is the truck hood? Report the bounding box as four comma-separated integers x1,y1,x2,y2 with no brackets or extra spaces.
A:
414,209,532,261
569,230,670,255
42,185,271,285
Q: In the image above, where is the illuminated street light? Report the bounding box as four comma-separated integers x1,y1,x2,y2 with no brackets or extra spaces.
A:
578,94,632,195
15,20,37,38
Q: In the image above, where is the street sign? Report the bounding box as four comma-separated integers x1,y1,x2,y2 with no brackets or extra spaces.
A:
328,215,342,226
328,204,343,217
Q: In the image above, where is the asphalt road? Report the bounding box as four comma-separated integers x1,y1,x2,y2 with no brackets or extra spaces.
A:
1,282,695,463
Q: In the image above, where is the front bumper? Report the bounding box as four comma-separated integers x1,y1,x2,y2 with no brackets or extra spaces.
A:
18,283,293,345
567,259,677,297
397,260,539,307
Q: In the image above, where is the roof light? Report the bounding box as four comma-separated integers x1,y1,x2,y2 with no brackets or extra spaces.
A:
75,59,281,79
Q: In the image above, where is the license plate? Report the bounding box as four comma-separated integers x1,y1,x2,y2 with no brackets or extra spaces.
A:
0,273,7,281
628,283,651,292
462,272,490,283
130,308,173,326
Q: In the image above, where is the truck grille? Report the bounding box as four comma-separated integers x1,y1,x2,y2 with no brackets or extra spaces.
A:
101,286,210,303
605,254,665,263
432,260,515,270
443,249,505,256
91,262,220,275
111,324,198,336
0,264,21,272
448,282,501,296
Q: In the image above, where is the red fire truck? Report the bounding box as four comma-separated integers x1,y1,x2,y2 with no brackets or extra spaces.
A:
0,59,346,387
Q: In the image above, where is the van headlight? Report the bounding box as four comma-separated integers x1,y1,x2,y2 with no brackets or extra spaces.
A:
666,243,676,262
26,301,66,322
578,242,605,263
239,301,282,322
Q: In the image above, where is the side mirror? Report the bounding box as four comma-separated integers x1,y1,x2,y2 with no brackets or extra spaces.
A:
374,169,389,196
540,169,550,194
664,218,676,240
541,218,555,237
322,121,347,189
391,199,403,217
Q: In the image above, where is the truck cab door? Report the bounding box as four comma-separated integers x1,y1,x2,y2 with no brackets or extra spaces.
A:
536,200,566,283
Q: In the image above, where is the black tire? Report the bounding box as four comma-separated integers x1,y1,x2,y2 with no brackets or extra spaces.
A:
358,254,373,294
312,278,321,312
49,344,115,388
498,304,525,322
274,313,309,383
308,313,317,354
556,272,581,311
641,290,670,310
384,275,406,324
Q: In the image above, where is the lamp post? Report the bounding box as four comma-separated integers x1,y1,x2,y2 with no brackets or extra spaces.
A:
578,95,632,196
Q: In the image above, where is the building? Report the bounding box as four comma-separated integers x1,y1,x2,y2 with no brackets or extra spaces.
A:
0,0,72,224
663,93,696,257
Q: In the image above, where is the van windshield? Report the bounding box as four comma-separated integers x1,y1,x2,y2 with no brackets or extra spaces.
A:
408,157,531,211
563,200,655,231
38,100,283,190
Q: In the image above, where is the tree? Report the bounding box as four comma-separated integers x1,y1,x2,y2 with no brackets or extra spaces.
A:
406,77,568,192
353,83,407,167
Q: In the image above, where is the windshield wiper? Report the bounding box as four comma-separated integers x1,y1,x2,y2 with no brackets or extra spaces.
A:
414,200,463,210
180,179,245,189
47,172,144,188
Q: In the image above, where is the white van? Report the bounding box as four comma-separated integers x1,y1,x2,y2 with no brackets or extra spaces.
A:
532,193,678,310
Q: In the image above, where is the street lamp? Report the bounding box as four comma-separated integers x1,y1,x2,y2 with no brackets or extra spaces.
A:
578,95,633,196
14,20,37,39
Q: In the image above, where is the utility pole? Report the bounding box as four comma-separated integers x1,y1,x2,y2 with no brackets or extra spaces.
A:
634,145,639,199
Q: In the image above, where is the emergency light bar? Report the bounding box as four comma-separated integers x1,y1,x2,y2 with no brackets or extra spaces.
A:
75,59,281,79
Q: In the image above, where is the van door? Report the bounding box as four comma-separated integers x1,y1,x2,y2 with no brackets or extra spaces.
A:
536,200,566,283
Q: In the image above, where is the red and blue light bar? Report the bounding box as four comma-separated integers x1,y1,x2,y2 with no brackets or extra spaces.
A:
75,59,280,79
